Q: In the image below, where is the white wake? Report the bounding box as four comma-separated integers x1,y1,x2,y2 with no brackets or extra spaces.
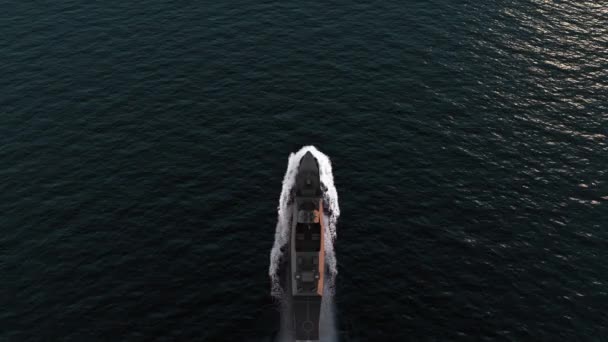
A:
269,145,340,297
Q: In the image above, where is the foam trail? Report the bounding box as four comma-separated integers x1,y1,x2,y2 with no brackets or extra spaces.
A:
269,146,340,341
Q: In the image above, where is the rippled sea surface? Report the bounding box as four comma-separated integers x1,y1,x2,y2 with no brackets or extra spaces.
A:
2,0,607,340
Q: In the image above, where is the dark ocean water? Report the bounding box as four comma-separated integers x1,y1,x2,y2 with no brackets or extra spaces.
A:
1,0,607,340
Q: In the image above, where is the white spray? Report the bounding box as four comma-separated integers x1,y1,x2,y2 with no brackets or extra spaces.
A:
268,146,340,341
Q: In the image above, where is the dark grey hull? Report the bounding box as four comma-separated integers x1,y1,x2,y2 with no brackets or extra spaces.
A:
278,151,325,342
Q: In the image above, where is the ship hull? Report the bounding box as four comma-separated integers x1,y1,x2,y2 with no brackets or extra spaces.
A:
278,151,326,342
